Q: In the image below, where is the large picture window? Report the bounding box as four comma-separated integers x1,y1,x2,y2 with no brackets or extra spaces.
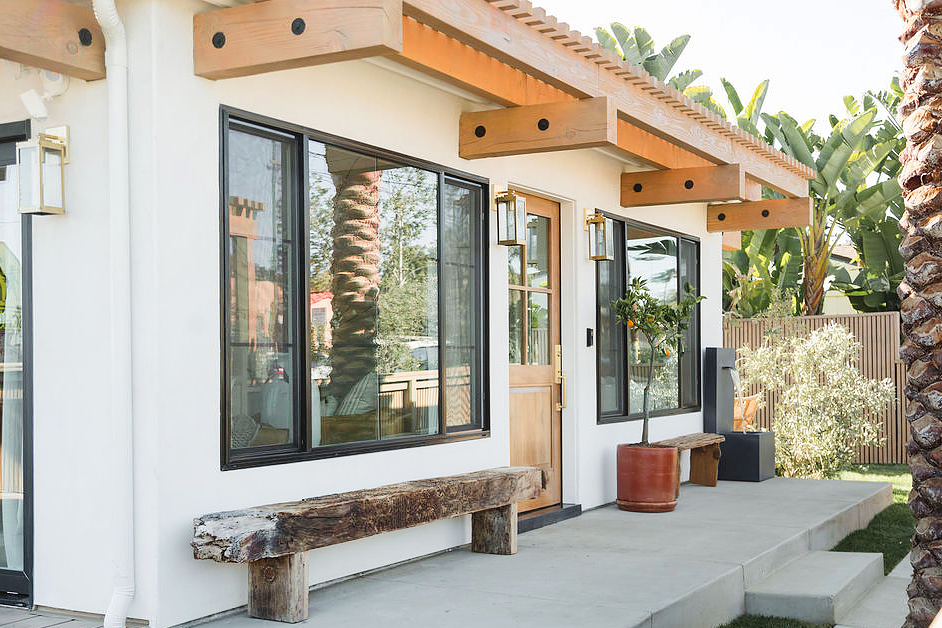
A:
222,109,488,468
596,217,700,423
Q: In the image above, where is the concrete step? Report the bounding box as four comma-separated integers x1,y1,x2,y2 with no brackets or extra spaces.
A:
834,573,909,628
745,551,883,624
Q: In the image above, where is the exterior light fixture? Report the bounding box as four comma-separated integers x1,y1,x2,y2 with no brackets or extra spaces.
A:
494,189,526,246
17,126,69,215
585,209,614,261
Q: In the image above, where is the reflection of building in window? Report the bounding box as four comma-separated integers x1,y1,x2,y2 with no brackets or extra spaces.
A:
310,291,332,350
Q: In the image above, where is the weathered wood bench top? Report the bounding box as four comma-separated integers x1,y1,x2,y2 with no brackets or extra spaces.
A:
192,466,544,564
653,432,725,451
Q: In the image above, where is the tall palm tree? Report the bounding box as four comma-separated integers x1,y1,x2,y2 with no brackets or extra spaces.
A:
327,163,381,403
895,2,942,626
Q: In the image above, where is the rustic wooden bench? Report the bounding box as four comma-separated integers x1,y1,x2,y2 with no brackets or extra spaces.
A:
191,466,544,623
652,432,726,497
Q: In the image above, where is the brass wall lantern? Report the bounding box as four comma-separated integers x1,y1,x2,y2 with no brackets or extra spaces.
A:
585,209,614,261
494,189,526,246
17,126,70,215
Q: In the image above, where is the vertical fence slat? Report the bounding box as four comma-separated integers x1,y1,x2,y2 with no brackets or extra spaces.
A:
722,312,905,464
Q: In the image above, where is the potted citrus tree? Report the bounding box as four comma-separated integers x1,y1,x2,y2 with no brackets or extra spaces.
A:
613,277,704,512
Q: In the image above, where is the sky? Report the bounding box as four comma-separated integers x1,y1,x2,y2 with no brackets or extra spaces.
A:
535,0,903,130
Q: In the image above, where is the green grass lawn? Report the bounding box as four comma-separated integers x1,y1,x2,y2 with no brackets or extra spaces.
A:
718,464,914,628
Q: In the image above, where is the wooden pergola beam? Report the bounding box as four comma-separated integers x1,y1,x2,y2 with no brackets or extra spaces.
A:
620,165,747,207
400,0,811,197
193,0,403,80
0,0,105,81
459,97,615,159
707,198,813,232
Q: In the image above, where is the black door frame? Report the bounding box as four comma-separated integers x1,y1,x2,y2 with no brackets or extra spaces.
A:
0,120,34,606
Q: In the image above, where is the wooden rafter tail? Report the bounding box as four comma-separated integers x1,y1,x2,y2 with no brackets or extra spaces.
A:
706,197,813,233
0,0,105,81
620,165,747,207
193,0,404,80
459,97,616,159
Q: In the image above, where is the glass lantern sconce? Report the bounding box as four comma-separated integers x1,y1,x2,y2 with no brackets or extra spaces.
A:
494,189,526,246
17,126,70,216
585,209,614,261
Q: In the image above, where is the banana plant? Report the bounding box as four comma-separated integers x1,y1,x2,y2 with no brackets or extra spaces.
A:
719,79,769,138
723,228,802,317
829,79,905,311
595,24,726,115
760,108,900,315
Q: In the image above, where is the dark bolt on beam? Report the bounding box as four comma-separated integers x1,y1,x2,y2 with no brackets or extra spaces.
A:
537,118,549,131
684,179,694,189
474,125,486,138
78,28,93,47
212,32,226,49
761,209,769,217
633,183,642,192
717,213,726,221
291,18,306,35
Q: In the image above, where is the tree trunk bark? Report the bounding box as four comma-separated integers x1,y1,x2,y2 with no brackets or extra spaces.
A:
895,4,942,626
327,166,381,402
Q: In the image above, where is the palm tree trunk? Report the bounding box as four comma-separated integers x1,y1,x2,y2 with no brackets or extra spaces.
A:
328,167,381,403
895,3,942,626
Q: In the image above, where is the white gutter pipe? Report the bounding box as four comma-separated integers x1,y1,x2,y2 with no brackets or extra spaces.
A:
92,2,135,627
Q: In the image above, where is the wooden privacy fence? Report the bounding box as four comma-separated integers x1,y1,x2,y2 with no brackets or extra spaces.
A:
722,311,908,464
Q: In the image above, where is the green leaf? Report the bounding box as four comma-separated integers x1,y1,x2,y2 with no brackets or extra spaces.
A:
669,69,703,92
844,95,860,115
633,27,655,61
742,80,770,125
778,115,817,170
595,27,620,55
720,78,743,116
643,34,690,81
861,230,890,275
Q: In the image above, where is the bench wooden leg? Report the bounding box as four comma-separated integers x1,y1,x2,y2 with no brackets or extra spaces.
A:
471,503,517,555
690,443,722,487
248,553,309,623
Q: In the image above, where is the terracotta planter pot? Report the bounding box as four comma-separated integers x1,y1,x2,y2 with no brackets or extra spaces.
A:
616,444,679,513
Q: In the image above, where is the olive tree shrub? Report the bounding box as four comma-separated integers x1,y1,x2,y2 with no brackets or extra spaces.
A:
738,323,894,478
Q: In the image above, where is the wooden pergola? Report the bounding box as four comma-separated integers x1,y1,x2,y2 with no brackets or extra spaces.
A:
2,0,816,238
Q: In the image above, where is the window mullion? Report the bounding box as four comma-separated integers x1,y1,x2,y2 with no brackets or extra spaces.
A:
437,171,446,436
299,136,311,452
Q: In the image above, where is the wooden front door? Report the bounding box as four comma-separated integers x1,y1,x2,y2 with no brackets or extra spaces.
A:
508,193,562,512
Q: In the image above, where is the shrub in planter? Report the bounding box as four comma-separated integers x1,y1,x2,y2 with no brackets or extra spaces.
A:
738,323,894,479
613,278,704,512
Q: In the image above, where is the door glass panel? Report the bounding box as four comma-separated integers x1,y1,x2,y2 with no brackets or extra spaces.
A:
0,160,24,571
526,214,550,288
508,245,522,286
527,292,550,365
508,289,524,364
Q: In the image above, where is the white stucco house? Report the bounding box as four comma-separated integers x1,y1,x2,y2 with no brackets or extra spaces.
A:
0,0,814,625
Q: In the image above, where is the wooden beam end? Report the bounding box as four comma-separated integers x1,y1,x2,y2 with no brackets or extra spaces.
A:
707,197,812,233
620,164,747,208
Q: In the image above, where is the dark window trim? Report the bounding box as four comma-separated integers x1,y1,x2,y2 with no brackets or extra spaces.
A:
594,213,702,425
0,119,33,605
219,106,490,470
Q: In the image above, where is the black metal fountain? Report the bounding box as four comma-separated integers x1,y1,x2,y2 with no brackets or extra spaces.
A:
705,347,775,482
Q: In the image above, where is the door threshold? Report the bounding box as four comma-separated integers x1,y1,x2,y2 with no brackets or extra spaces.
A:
518,503,581,534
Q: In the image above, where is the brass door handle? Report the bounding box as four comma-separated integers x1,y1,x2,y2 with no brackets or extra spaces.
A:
556,375,567,411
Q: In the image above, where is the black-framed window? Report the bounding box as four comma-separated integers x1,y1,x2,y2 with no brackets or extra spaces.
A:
596,217,700,424
221,108,489,469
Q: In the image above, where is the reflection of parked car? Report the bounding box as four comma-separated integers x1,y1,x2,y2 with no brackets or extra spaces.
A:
407,341,438,371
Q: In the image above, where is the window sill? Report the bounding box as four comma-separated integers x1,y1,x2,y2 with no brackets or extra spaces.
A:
597,406,702,426
223,429,490,471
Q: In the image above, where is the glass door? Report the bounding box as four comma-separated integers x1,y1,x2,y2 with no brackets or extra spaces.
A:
0,121,33,603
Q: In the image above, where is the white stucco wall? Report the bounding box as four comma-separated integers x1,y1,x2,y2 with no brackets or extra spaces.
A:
0,0,728,624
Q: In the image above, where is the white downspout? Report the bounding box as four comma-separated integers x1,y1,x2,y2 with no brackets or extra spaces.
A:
93,2,135,627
